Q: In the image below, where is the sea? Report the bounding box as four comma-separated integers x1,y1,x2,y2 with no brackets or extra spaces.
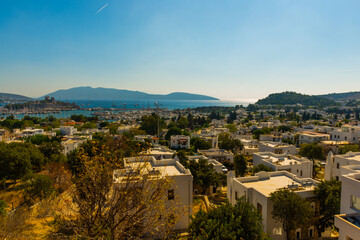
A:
0,99,256,119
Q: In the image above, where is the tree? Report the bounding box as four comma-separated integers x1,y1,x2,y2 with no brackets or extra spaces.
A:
165,127,182,140
0,200,6,216
186,113,194,129
299,143,325,178
56,146,184,239
27,134,50,145
314,180,341,235
252,164,273,175
338,144,360,154
277,125,292,133
99,121,109,128
219,136,243,154
234,154,247,177
23,174,56,206
0,206,31,239
177,116,189,129
38,141,64,160
175,150,189,167
191,137,212,151
188,159,224,194
140,114,165,136
253,127,272,140
189,197,269,240
227,111,237,123
225,123,237,133
0,143,33,181
270,189,313,240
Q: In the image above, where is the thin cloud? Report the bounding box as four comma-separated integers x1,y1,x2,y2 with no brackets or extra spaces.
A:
96,3,109,15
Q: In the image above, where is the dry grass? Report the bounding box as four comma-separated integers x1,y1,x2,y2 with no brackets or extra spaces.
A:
192,196,207,215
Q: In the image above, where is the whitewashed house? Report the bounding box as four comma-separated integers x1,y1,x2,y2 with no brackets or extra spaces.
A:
259,141,297,155
227,171,321,240
325,151,360,181
170,135,190,149
253,152,313,178
335,168,360,240
113,156,193,231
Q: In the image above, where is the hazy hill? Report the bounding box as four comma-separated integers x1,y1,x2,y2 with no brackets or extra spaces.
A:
0,93,33,102
43,87,219,101
256,91,339,107
318,92,360,101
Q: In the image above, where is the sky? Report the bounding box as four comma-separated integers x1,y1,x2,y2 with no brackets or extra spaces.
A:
1,0,360,100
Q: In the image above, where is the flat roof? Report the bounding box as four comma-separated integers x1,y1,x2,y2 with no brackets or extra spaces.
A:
239,174,316,197
300,131,329,137
128,162,183,176
338,152,360,162
261,142,293,148
266,156,301,166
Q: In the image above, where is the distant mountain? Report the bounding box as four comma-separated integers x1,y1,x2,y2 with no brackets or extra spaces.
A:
256,91,339,107
43,87,219,101
0,93,33,102
318,91,360,101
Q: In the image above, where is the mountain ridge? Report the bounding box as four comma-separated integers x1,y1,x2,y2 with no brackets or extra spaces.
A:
318,91,360,101
0,93,33,102
42,86,220,101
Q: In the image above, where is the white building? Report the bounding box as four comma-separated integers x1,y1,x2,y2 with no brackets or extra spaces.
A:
231,133,253,141
227,171,320,240
198,148,234,163
259,134,282,142
259,141,297,155
253,152,313,178
240,139,259,156
191,133,218,148
61,138,87,155
134,135,159,145
113,156,193,231
170,135,190,149
335,169,360,240
142,146,176,160
330,125,360,143
117,125,133,134
60,126,76,136
298,131,329,145
21,128,44,137
325,151,360,181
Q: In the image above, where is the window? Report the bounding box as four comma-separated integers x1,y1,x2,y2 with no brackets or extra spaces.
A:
351,195,360,211
168,189,174,200
235,191,238,200
336,176,339,181
257,202,262,214
337,163,340,169
296,229,301,240
309,228,314,237
300,170,303,177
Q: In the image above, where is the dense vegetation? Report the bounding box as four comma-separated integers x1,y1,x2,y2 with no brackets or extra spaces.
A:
256,91,339,107
189,197,269,240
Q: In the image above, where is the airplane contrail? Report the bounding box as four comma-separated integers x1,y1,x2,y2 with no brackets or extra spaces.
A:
96,3,109,14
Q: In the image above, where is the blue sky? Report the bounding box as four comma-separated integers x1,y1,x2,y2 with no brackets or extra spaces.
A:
1,0,360,100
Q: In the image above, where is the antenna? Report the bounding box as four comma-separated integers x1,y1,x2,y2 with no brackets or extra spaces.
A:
155,102,160,139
